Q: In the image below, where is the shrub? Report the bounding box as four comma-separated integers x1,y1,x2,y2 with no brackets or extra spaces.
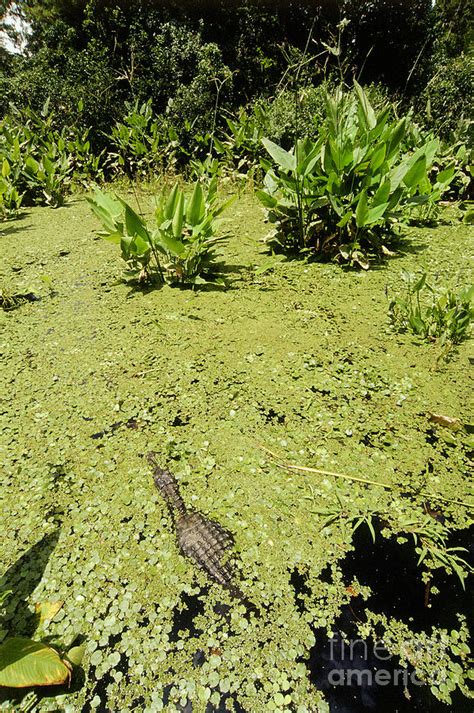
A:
87,179,234,287
0,159,22,220
0,100,102,208
257,82,455,268
213,105,268,178
108,100,164,178
389,272,473,348
421,54,474,140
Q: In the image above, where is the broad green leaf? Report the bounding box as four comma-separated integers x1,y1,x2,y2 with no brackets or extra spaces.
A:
120,235,133,258
328,138,344,172
386,118,407,159
154,230,185,257
132,234,151,256
213,137,225,154
25,156,39,173
368,105,391,142
423,138,440,169
89,190,121,221
206,176,218,204
355,190,369,228
323,144,335,175
101,231,122,244
403,155,426,189
435,165,455,187
369,143,386,173
336,210,353,228
390,156,411,191
0,638,71,688
2,159,10,178
120,201,150,243
297,145,321,177
366,202,389,224
172,191,184,238
262,138,295,172
86,197,121,235
372,179,391,206
329,194,344,218
164,183,180,220
255,190,278,209
354,80,376,130
186,182,204,225
42,156,54,175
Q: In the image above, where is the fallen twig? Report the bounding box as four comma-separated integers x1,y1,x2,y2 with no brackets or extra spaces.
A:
255,443,474,510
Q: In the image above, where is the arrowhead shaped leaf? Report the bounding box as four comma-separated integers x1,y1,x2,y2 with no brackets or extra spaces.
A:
164,183,180,220
403,155,427,189
120,201,150,243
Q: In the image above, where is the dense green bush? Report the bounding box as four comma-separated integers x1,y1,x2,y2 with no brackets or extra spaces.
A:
420,54,474,140
108,100,164,178
87,179,233,287
0,30,116,143
0,99,101,212
257,83,455,268
260,82,392,149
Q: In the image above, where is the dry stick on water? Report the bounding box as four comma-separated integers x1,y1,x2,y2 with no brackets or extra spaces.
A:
256,443,473,510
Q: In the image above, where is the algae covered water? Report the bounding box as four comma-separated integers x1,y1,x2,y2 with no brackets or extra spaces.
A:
1,193,472,711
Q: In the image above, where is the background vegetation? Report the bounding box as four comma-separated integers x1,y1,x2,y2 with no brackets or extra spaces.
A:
0,0,472,710
1,0,472,151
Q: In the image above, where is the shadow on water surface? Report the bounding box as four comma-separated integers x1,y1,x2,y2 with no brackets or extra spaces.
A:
305,521,473,712
0,527,88,709
0,528,61,637
0,219,32,238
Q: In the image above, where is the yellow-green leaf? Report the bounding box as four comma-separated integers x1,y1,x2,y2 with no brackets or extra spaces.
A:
0,638,72,688
35,601,63,629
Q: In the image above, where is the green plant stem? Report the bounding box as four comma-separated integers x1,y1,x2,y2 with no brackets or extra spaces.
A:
150,242,165,284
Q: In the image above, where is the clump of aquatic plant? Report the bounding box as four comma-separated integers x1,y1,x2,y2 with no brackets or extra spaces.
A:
0,99,100,209
0,160,23,220
87,179,233,286
213,105,267,179
389,272,473,348
0,285,40,311
359,611,471,706
108,99,163,178
257,82,455,268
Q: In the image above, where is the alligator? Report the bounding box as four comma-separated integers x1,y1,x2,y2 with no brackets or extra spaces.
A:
147,452,252,605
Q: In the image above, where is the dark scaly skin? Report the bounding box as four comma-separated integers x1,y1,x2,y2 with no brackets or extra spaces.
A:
147,452,248,603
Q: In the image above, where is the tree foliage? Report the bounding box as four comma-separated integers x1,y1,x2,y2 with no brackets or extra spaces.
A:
0,1,470,143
